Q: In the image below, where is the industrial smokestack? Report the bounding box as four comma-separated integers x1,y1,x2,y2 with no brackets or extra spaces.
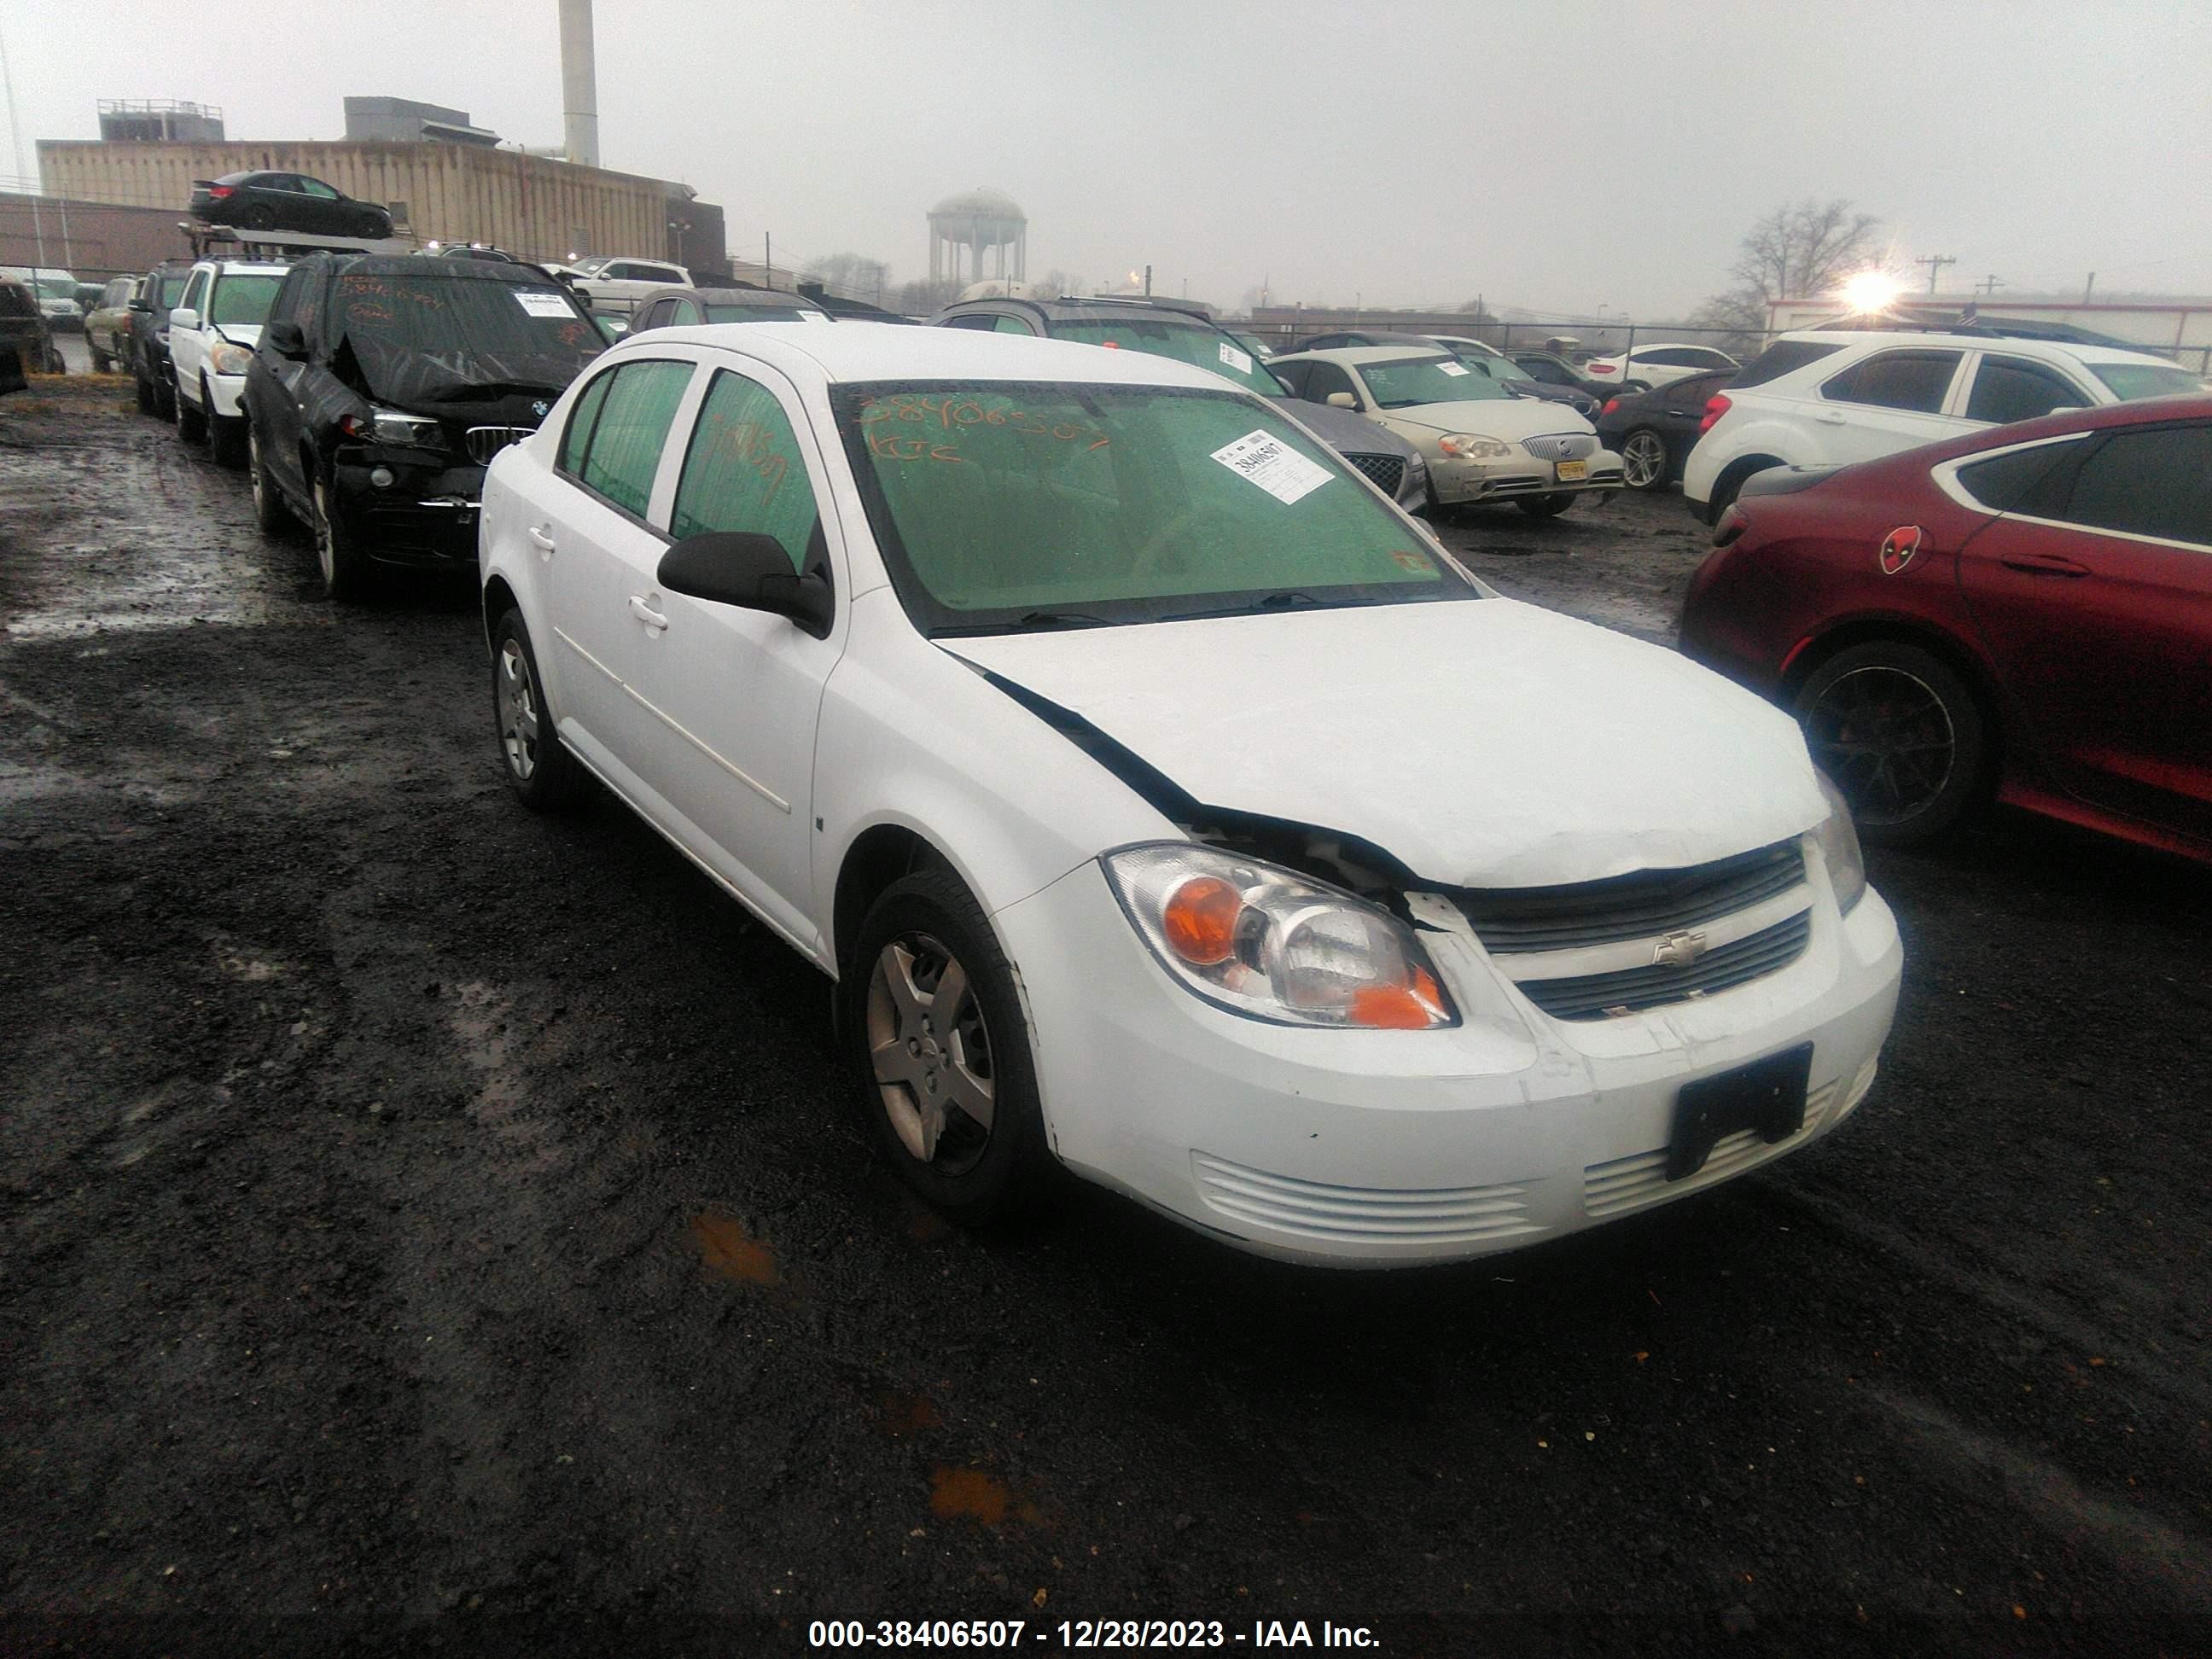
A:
560,0,599,168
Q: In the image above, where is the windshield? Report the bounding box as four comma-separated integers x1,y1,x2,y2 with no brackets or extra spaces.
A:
335,275,602,362
2091,362,2209,400
704,302,822,323
835,381,1470,635
1051,318,1288,396
1359,355,1511,408
208,275,282,328
34,276,76,300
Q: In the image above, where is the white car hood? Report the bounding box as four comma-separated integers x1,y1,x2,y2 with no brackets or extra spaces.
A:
942,599,1826,888
1386,398,1592,440
213,323,263,349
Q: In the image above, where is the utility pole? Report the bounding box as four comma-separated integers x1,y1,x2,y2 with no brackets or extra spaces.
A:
764,232,771,288
2083,271,2096,303
1914,253,1956,294
1143,263,1151,297
1976,273,2005,299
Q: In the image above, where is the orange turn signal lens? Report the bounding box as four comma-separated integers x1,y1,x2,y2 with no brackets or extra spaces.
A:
1348,967,1449,1030
1161,876,1243,966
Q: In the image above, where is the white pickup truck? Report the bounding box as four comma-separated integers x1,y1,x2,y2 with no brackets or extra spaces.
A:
167,257,288,467
553,254,693,319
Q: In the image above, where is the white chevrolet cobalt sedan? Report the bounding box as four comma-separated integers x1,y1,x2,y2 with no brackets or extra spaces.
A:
477,323,1902,1266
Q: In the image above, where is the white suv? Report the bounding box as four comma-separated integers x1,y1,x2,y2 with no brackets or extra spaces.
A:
1684,328,2207,522
168,257,288,467
556,255,693,318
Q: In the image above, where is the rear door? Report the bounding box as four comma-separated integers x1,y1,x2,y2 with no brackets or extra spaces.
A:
1957,420,2212,839
1809,348,1967,464
1959,352,2094,427
534,355,699,792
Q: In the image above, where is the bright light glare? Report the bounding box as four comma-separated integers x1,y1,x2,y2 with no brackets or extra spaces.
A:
1840,271,1904,312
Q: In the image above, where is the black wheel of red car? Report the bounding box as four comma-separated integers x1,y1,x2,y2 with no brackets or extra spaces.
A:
1796,641,1988,847
241,204,275,230
1620,428,1670,491
1516,492,1576,519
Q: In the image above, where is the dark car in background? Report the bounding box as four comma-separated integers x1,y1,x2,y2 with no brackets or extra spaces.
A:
627,285,833,331
1511,349,1617,401
190,172,393,240
0,276,57,386
933,295,1431,511
1681,395,2212,859
243,253,605,599
129,259,198,416
1595,369,1737,492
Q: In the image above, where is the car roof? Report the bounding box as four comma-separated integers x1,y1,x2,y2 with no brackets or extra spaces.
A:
938,296,1218,326
1272,346,1455,367
1779,328,2179,367
616,320,1240,391
299,253,558,284
638,285,821,308
194,259,291,276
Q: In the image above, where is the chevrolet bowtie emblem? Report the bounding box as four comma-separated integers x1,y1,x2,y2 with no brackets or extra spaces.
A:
1653,928,1709,967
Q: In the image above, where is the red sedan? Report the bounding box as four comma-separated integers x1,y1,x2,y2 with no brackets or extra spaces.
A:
1680,395,2212,860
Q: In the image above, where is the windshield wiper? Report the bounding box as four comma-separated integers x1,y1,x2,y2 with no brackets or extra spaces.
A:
938,610,1115,637
1161,590,1346,623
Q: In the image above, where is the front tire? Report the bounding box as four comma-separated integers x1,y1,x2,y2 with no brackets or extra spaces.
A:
135,368,158,414
173,375,207,442
1795,641,1990,847
1619,428,1670,491
844,870,1057,1228
489,609,585,810
88,341,112,373
249,427,294,533
207,382,247,468
311,474,370,602
1516,492,1575,519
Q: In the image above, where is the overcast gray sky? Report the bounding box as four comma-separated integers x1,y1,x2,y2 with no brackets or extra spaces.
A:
4,0,2209,314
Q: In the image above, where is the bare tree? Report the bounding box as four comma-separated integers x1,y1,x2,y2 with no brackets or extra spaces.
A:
1693,198,1883,352
801,251,891,301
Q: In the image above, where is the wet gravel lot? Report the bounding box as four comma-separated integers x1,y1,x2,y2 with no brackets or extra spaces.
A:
4,374,2209,1656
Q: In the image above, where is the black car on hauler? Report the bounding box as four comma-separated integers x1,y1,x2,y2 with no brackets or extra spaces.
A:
243,253,604,600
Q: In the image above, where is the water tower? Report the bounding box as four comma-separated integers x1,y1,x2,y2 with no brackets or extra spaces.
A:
928,188,1027,286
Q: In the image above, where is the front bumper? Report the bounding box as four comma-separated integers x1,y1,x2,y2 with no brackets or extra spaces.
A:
1429,445,1626,505
331,449,489,565
993,854,1901,1266
204,370,250,421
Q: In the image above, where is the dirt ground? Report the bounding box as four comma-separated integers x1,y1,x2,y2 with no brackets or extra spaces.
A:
3,373,2209,1656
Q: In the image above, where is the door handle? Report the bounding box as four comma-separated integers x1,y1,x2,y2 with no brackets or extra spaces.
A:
628,595,670,631
1816,410,1847,424
528,525,556,552
2000,553,2091,578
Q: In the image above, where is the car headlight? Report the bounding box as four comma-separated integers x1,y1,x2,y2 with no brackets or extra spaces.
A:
1811,771,1867,913
341,406,444,447
209,341,253,375
1438,434,1513,460
1103,844,1456,1029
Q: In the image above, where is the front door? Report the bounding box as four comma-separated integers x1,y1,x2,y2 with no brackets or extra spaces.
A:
1959,420,2212,840
624,364,847,953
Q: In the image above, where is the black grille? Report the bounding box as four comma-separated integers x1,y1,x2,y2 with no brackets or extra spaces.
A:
1516,911,1813,1021
1454,841,1806,954
465,425,534,464
1345,453,1406,496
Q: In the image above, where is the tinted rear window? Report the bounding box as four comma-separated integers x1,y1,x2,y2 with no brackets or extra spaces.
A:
1954,440,2079,514
1732,341,1846,388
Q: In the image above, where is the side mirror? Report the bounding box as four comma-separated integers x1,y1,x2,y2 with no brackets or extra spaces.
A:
1325,391,1358,410
656,532,831,637
265,320,308,359
169,307,200,333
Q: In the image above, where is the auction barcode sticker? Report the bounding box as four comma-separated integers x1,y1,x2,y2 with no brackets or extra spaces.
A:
1218,341,1254,375
514,291,575,317
1210,430,1333,505
1437,361,1470,376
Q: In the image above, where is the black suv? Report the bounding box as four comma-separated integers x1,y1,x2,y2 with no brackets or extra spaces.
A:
128,260,197,416
1,277,56,387
931,295,1430,512
243,253,605,598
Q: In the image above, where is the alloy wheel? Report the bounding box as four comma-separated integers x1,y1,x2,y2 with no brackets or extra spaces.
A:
1802,665,1956,827
313,480,336,588
498,638,540,782
249,430,267,515
864,934,996,1174
1621,430,1668,489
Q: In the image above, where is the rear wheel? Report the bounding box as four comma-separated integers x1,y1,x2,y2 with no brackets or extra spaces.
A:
1619,428,1670,491
1796,641,1989,846
490,609,585,810
1516,492,1575,519
844,870,1057,1228
311,475,370,602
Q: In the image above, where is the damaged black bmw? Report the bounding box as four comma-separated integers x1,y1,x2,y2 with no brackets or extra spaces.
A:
243,254,607,600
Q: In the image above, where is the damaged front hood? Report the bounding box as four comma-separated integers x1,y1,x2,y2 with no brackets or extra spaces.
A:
942,600,1828,888
339,337,587,419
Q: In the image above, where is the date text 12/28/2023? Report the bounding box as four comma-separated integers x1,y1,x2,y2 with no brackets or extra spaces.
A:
806,1618,1380,1650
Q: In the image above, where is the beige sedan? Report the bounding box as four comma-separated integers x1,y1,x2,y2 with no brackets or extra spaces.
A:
1269,346,1623,517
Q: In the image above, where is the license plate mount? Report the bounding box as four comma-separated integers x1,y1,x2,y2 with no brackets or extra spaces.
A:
1556,459,1589,482
1666,1043,1813,1181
